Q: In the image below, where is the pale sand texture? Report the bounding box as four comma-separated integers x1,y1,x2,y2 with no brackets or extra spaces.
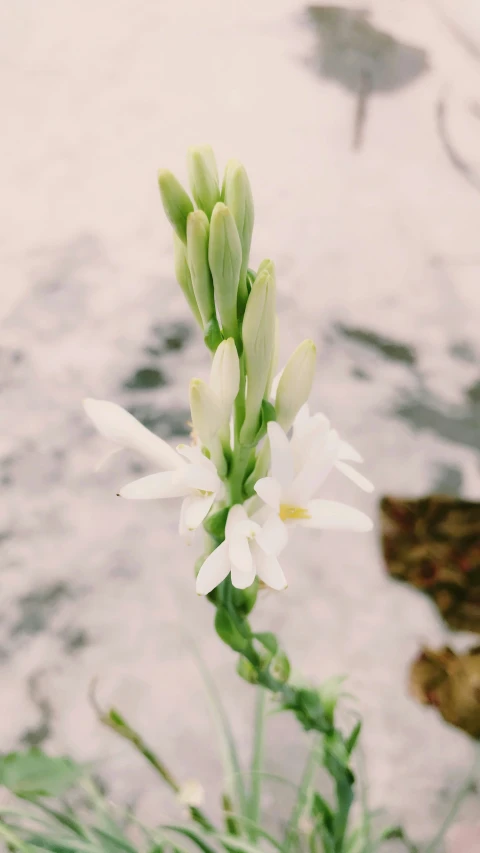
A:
1,0,480,846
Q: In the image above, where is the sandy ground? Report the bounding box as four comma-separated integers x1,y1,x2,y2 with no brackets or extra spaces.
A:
1,0,480,846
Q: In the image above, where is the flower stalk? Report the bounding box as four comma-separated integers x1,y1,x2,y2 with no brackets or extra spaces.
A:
84,145,375,847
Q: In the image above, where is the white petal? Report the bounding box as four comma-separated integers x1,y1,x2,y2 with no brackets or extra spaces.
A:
231,564,257,590
226,504,249,537
94,446,123,472
229,535,253,574
334,460,374,493
292,403,310,431
256,514,288,556
267,422,295,488
119,471,187,500
196,542,230,595
253,547,287,590
269,368,283,402
174,464,220,494
254,477,281,511
290,428,340,503
176,444,206,465
180,493,216,531
291,412,330,472
337,440,363,464
300,499,373,532
83,398,184,471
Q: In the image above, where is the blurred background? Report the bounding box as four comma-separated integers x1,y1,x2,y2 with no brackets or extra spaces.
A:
1,0,479,845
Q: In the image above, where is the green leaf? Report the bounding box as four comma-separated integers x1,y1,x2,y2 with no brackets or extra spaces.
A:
345,721,362,756
161,826,219,853
203,508,229,542
236,658,259,685
204,317,223,353
107,709,126,727
19,835,97,853
270,652,290,685
311,794,333,834
93,829,137,853
232,582,258,618
215,610,249,653
250,401,276,446
0,750,83,798
252,633,277,656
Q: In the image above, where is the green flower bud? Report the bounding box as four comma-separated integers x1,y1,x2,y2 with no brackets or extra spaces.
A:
275,339,317,431
208,203,242,340
240,267,276,444
210,338,240,424
271,650,291,684
237,656,259,684
187,210,215,326
222,160,254,315
173,235,202,327
158,170,194,243
265,316,279,398
187,145,220,218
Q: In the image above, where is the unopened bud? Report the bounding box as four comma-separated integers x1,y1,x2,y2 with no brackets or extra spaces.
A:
275,340,317,431
173,235,202,327
209,338,240,423
222,160,254,314
189,379,223,449
178,779,205,808
256,259,275,278
189,378,226,475
265,316,279,399
271,650,290,684
187,145,220,218
240,267,276,444
208,203,242,340
158,170,194,244
237,657,259,684
187,210,215,326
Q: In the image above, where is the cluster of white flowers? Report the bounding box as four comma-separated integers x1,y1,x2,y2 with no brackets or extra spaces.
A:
84,146,373,597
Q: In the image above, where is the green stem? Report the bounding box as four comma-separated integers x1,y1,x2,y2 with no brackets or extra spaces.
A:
423,746,479,853
0,821,33,853
228,355,250,504
284,737,320,852
248,688,267,836
234,356,246,446
89,685,214,832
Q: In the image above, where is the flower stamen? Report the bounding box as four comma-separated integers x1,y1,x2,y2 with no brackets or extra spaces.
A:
279,504,311,522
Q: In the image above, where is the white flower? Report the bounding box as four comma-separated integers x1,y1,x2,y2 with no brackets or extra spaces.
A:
83,398,224,535
254,420,373,532
196,505,288,595
291,404,374,494
177,778,205,809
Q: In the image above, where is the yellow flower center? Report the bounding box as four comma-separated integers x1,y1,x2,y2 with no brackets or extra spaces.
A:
279,504,311,522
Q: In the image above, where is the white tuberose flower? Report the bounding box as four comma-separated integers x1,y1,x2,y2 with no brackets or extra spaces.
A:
196,505,288,595
254,420,373,532
291,404,374,494
83,399,224,535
